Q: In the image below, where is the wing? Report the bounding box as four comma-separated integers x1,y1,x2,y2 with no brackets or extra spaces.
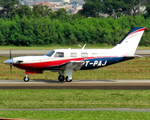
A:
44,61,85,71
66,61,85,70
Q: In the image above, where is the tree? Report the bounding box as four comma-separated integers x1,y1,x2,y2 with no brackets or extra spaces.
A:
9,4,53,19
104,0,139,17
0,0,20,19
78,0,103,17
140,0,150,5
143,4,150,18
78,0,139,18
54,8,67,19
32,4,52,18
9,4,32,19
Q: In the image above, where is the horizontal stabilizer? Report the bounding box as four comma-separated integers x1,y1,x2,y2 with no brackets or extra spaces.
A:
124,55,143,58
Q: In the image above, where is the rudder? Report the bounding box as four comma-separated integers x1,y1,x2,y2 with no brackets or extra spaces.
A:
113,27,145,56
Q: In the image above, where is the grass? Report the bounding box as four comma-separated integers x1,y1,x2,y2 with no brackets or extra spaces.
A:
0,45,150,50
0,90,150,109
0,111,150,120
1,56,150,80
0,44,112,50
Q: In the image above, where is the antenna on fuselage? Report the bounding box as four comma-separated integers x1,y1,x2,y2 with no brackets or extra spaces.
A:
82,43,86,49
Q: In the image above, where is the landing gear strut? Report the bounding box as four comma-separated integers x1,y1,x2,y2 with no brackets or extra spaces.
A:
58,70,73,82
24,74,29,82
58,71,65,82
66,63,73,82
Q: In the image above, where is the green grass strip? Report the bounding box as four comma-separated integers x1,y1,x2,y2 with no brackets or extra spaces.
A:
0,111,150,120
0,45,150,50
0,89,150,109
0,44,112,50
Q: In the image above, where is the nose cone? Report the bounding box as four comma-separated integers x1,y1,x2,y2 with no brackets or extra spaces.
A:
3,59,13,65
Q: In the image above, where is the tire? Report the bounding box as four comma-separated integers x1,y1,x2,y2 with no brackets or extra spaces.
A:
58,75,64,82
66,76,72,82
24,76,29,82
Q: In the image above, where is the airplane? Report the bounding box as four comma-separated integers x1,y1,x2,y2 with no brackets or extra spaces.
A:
3,27,145,82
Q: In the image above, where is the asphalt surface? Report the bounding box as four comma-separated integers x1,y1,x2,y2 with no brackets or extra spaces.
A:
0,50,150,56
1,79,150,89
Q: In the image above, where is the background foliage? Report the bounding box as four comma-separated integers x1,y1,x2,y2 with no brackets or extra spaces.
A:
0,1,150,46
0,15,150,46
79,0,139,18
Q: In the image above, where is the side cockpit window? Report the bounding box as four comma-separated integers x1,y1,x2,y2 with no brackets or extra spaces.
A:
45,50,55,57
54,52,64,57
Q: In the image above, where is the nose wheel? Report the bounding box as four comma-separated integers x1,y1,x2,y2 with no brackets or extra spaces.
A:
24,75,29,82
58,75,65,81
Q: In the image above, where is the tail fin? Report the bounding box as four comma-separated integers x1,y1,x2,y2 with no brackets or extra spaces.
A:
113,27,145,56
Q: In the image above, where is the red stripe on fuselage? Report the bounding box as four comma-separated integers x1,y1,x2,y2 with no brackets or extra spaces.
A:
13,57,91,70
13,56,120,70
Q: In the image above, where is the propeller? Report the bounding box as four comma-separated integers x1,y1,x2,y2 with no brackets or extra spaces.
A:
9,49,13,79
10,49,12,70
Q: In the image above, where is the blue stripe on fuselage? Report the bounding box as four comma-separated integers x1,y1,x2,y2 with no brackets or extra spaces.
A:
80,57,134,70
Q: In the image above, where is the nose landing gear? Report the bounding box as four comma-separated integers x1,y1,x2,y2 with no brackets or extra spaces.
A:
58,75,65,81
24,74,29,82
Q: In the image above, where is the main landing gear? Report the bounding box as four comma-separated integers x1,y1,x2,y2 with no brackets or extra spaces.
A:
58,75,72,82
58,68,72,82
66,76,72,82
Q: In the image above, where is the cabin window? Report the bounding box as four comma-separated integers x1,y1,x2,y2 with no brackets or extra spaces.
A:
81,53,88,57
92,53,98,57
45,50,55,57
54,52,64,57
71,53,77,58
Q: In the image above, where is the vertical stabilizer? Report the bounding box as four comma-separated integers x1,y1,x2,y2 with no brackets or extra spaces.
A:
113,27,145,56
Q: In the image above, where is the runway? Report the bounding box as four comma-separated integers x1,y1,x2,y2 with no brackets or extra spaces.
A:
1,79,150,89
0,50,150,56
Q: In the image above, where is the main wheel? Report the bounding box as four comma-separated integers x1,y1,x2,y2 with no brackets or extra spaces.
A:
24,76,29,82
66,76,72,82
58,75,64,82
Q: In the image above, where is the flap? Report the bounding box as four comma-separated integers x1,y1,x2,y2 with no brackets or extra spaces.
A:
44,61,84,71
69,61,85,70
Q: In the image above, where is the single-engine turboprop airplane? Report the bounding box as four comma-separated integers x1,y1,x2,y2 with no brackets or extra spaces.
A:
4,27,145,82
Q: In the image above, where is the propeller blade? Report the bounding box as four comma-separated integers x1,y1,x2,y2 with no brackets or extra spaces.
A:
10,64,12,70
9,49,13,79
10,49,12,69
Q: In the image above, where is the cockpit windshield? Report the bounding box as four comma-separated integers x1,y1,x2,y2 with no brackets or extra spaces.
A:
44,50,55,57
